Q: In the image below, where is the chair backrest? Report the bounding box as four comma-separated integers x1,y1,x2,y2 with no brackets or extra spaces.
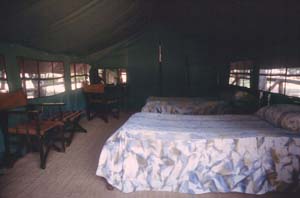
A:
0,89,27,110
82,83,104,93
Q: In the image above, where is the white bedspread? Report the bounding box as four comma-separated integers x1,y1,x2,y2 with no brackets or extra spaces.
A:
96,113,300,194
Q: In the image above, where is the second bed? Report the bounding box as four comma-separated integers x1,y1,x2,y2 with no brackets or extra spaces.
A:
141,96,232,114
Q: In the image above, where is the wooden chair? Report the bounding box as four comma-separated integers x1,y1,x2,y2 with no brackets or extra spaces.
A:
83,83,120,122
1,90,65,169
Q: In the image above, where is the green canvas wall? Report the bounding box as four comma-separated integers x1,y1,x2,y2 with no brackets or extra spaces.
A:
94,25,220,109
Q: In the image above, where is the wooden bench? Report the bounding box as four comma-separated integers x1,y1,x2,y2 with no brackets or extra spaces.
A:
1,90,65,169
34,103,86,146
50,109,86,146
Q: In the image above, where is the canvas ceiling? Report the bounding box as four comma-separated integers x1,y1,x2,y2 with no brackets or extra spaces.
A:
0,0,300,59
0,0,156,57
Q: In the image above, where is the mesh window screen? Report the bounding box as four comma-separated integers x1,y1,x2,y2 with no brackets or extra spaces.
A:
18,57,65,98
0,55,9,93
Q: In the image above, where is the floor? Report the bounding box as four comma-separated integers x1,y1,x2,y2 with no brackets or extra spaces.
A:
0,112,298,198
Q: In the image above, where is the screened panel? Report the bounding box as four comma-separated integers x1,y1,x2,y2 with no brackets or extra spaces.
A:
75,76,86,89
229,74,237,85
259,75,270,91
23,79,39,98
71,77,76,90
39,61,53,79
286,67,300,97
0,55,4,68
53,62,64,78
268,75,286,94
39,79,65,97
0,55,9,93
0,58,5,78
75,63,86,75
0,80,9,93
286,76,300,97
70,63,90,90
259,66,300,97
98,69,104,79
22,59,39,78
19,58,65,98
0,68,5,78
229,74,250,88
259,68,286,75
228,60,252,88
97,68,127,85
259,68,285,94
106,69,118,85
119,68,127,84
287,68,300,75
70,64,76,76
40,80,55,97
259,69,273,75
53,78,65,94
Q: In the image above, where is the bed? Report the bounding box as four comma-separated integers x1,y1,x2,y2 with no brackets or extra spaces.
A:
141,96,232,115
96,112,300,194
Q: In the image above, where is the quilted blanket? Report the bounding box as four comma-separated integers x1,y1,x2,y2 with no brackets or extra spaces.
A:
96,113,300,194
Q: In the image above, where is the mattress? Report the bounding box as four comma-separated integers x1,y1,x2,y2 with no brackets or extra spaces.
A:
96,112,300,194
141,96,232,115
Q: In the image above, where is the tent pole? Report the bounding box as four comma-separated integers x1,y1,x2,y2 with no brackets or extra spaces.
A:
158,40,162,96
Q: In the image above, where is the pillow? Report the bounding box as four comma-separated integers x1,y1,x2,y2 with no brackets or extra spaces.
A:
255,104,300,126
280,112,300,132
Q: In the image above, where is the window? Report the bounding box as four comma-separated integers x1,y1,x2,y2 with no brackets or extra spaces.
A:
0,55,9,93
228,60,252,88
119,68,127,84
105,69,119,85
18,58,65,98
97,68,127,85
259,67,300,97
71,63,91,90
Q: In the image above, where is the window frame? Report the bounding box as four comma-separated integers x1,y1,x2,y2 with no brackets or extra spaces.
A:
0,54,9,93
259,66,300,97
97,68,127,85
70,63,90,90
18,57,65,98
228,60,252,89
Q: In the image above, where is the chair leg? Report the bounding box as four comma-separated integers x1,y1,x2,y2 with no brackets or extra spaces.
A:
111,103,120,120
113,104,120,119
59,126,65,152
73,116,87,133
39,136,46,169
24,134,33,152
103,105,109,123
99,105,108,123
87,107,92,121
65,123,75,147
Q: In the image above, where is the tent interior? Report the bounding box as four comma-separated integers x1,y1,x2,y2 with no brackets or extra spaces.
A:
1,0,300,197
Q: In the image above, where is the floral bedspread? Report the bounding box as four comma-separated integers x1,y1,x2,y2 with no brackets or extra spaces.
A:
96,113,300,194
141,97,232,115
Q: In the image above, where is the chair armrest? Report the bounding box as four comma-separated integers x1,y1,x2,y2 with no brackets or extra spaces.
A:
30,102,65,107
8,109,40,115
